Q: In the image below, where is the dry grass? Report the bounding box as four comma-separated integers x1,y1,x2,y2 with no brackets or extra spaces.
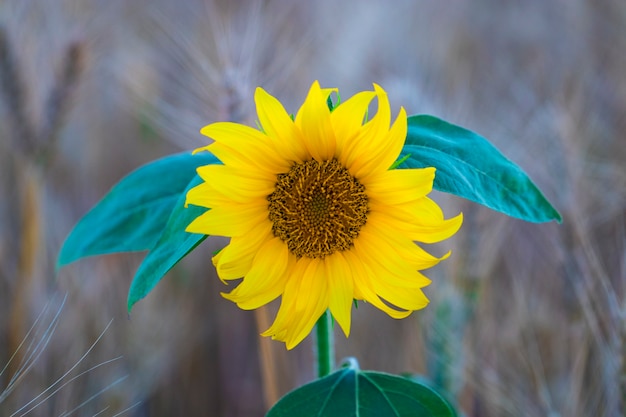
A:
0,0,624,416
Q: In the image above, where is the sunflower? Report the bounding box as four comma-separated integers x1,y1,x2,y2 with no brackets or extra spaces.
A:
185,81,462,349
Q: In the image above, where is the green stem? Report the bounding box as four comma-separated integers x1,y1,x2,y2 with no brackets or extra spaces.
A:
315,310,334,378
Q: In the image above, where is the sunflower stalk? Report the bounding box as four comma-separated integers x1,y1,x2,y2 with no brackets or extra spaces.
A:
314,310,334,378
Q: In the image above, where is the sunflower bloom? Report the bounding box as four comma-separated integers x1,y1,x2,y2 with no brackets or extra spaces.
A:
185,81,462,349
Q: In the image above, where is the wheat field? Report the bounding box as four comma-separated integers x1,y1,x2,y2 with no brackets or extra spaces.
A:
0,1,624,416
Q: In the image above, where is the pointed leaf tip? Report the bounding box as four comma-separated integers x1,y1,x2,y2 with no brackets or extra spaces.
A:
401,115,561,223
57,152,219,270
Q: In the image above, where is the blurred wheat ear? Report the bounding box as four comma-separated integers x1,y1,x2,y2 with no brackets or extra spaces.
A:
0,26,84,167
0,28,36,157
0,24,88,413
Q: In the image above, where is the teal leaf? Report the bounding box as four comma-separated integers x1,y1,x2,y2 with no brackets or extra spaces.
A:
401,115,561,223
267,360,456,417
57,151,217,268
127,175,208,311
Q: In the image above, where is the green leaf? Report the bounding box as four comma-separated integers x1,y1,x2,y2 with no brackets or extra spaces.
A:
326,91,341,112
401,115,561,223
127,175,208,311
57,152,218,268
267,360,456,417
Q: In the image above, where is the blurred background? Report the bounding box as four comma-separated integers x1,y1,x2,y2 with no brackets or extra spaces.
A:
0,0,624,416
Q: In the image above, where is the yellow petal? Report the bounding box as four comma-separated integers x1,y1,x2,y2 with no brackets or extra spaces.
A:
352,108,407,180
262,258,330,349
376,195,443,223
365,214,448,270
255,87,309,164
374,198,464,243
261,258,310,340
343,85,404,177
185,203,268,237
325,252,354,337
343,249,412,319
295,81,336,161
204,142,288,175
186,165,274,207
363,167,435,205
222,237,292,309
350,243,430,313
214,221,273,280
341,99,387,170
185,182,227,208
199,123,291,173
196,164,273,189
288,259,330,348
357,106,407,179
353,225,432,289
371,279,430,311
331,91,376,160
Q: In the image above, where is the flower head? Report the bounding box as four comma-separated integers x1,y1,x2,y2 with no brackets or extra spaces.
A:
185,81,462,349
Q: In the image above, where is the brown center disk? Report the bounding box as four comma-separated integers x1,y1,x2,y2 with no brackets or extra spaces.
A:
268,159,368,259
